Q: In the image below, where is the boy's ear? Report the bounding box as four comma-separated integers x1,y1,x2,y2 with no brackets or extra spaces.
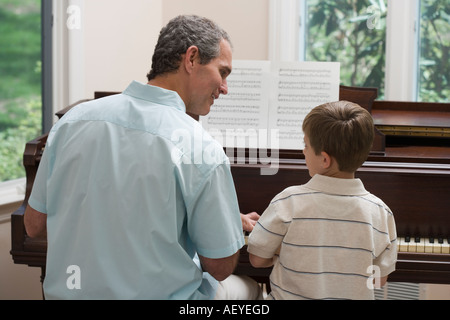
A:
320,151,332,169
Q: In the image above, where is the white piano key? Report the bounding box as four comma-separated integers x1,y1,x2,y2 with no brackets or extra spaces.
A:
415,238,425,253
243,231,251,246
398,237,409,252
424,238,434,253
432,238,442,254
407,238,417,253
441,239,450,254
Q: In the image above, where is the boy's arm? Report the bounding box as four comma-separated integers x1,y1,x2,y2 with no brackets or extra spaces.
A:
247,200,287,269
249,253,275,268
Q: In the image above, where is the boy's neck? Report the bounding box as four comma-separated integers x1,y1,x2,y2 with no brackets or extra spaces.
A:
319,157,356,179
325,171,355,179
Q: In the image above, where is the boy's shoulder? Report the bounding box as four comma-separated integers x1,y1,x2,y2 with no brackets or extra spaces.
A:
361,192,394,215
270,184,314,204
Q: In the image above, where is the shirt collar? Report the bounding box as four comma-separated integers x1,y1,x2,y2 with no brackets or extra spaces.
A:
122,81,186,113
305,174,369,196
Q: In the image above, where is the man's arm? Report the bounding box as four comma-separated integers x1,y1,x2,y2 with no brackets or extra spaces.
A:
24,205,47,238
240,212,260,232
199,251,240,281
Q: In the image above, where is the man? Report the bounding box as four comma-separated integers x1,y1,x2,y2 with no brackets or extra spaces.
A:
25,15,260,300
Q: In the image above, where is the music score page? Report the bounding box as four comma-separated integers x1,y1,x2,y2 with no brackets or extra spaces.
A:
201,60,340,150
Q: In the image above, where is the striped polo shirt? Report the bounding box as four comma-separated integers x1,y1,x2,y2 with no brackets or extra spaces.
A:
248,174,397,300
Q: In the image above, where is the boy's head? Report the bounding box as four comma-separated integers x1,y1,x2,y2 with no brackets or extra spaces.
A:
302,101,374,175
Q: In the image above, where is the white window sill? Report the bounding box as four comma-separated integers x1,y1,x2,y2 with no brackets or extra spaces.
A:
0,178,26,223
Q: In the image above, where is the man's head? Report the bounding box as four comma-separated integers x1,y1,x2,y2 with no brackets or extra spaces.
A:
147,15,232,81
302,101,374,176
147,15,233,116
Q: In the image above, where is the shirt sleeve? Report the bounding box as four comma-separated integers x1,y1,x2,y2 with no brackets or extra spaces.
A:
247,200,289,259
186,163,245,259
374,213,398,277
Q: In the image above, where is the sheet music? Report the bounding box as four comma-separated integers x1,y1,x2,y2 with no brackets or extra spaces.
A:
201,60,271,148
201,60,340,150
270,61,340,149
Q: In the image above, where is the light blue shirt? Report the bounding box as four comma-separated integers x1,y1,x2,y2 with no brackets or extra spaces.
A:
28,81,245,299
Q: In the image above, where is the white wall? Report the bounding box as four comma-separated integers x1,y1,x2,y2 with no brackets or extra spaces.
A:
66,0,269,104
161,0,269,61
83,0,163,98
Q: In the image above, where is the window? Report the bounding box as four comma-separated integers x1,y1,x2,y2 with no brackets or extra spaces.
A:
418,0,450,102
304,0,387,98
0,0,42,183
291,0,449,102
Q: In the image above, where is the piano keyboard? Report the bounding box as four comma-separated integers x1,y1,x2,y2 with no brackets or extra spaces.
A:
397,237,450,254
245,234,450,254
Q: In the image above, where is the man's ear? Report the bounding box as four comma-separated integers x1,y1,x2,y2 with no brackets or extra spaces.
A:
320,151,332,169
183,45,199,74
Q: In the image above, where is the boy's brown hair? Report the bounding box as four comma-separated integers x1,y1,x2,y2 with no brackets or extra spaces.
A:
302,101,374,173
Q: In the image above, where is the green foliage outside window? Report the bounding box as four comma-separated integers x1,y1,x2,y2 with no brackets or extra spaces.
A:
0,0,42,182
305,0,449,103
419,0,449,102
306,0,387,98
0,98,41,180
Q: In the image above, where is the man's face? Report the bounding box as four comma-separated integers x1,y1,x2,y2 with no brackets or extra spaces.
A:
186,40,232,116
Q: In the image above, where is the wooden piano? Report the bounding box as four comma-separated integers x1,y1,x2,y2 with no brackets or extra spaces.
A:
10,87,450,295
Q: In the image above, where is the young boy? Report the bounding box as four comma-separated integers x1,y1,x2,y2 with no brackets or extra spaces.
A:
248,101,397,300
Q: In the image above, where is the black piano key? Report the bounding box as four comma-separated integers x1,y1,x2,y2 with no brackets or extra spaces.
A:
415,237,421,243
438,238,443,244
429,237,435,243
405,236,410,242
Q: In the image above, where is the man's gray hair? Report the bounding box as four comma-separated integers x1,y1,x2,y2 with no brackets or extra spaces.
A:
147,15,232,81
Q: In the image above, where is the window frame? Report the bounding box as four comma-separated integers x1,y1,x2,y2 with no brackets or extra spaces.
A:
385,0,420,101
42,0,53,134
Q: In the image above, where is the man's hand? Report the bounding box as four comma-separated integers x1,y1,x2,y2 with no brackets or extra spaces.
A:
240,212,260,232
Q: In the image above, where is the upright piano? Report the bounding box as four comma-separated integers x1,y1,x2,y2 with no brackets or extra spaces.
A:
10,87,450,293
